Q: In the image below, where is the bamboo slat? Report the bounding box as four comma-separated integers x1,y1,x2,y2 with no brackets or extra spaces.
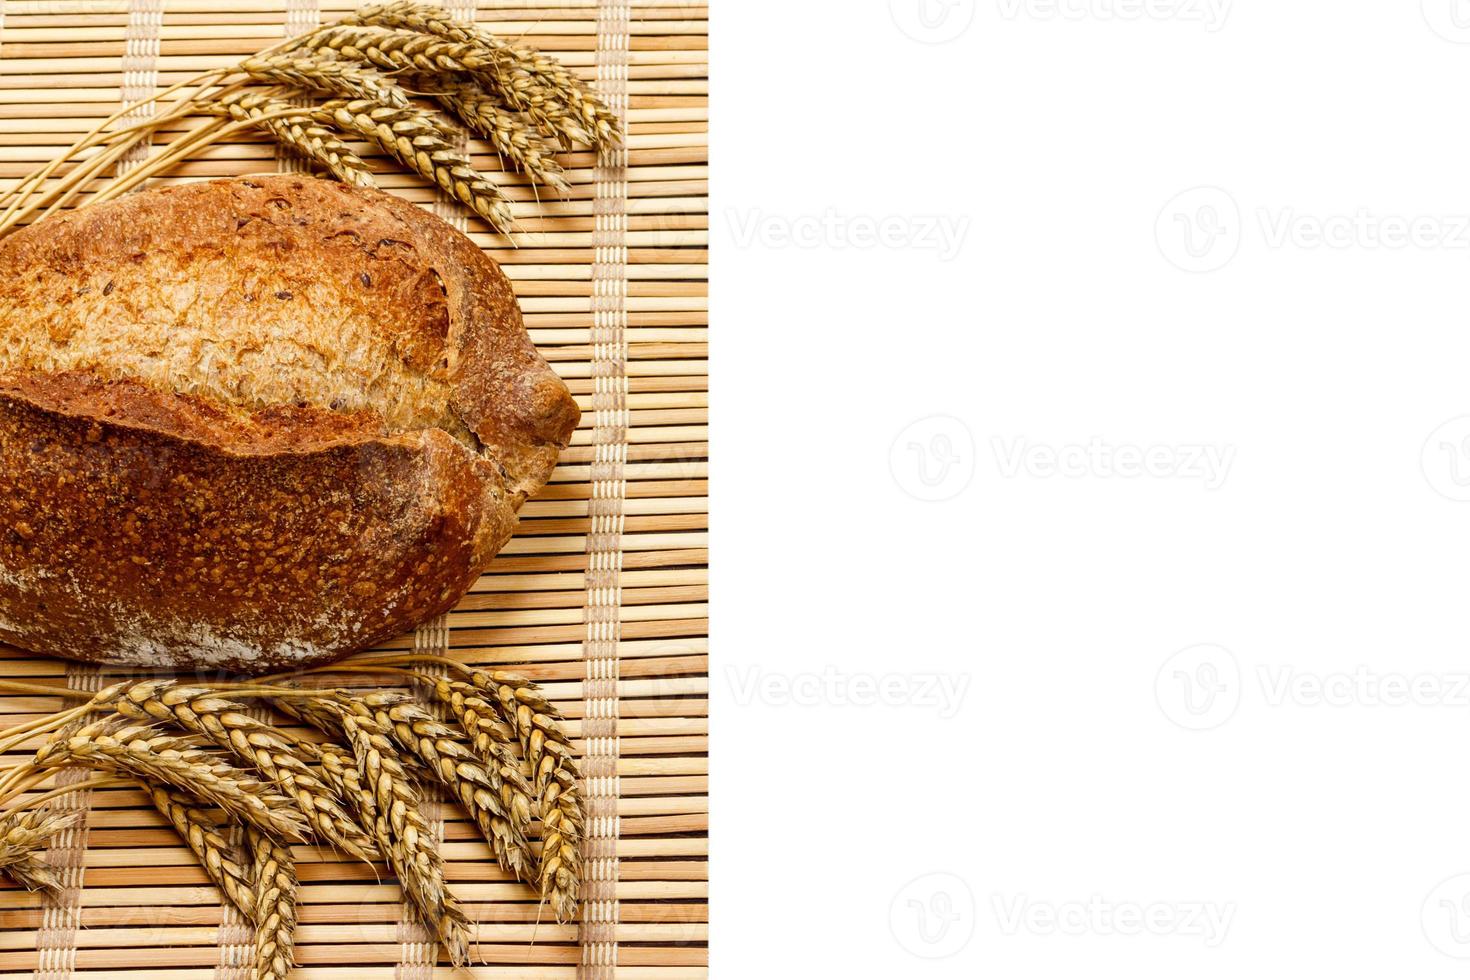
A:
0,1,707,977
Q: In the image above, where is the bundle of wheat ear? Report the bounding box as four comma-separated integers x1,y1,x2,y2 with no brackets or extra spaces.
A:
0,0,620,237
0,655,584,977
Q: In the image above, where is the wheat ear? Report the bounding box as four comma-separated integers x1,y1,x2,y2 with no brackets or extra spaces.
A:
474,670,584,923
247,825,298,980
0,809,80,896
314,732,471,968
313,98,514,230
145,784,257,921
345,3,619,147
431,78,569,191
341,711,471,966
103,681,378,864
424,679,537,828
239,52,411,108
446,671,583,923
211,91,377,189
350,690,535,881
297,26,583,147
34,721,307,843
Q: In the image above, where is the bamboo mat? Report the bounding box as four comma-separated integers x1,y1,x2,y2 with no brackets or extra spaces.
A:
0,1,708,977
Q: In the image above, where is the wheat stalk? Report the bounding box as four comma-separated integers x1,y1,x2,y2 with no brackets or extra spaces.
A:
34,720,308,843
239,52,411,108
102,681,379,864
341,711,471,965
431,78,568,191
212,90,378,189
0,809,79,896
247,826,298,980
345,2,619,148
313,97,514,230
145,784,257,921
349,690,535,881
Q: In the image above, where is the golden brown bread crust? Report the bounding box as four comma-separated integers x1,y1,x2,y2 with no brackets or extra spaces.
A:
0,175,578,673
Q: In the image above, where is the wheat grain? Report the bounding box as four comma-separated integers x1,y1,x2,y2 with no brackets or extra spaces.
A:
0,809,79,896
345,3,619,148
431,78,568,191
316,740,363,806
247,825,298,980
104,681,378,864
342,711,471,966
145,784,257,921
239,52,411,108
34,721,307,843
313,98,514,231
212,91,377,189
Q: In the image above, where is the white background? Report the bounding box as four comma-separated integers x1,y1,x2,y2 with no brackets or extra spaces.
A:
714,0,1470,976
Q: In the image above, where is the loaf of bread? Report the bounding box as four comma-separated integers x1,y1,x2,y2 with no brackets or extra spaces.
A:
0,175,579,674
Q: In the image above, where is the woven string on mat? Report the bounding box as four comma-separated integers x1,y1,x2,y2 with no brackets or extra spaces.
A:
579,0,630,974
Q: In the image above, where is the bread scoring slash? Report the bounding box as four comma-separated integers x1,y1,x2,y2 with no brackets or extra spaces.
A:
0,175,579,674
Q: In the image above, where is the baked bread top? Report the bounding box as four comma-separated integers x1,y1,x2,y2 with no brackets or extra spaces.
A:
0,174,579,673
